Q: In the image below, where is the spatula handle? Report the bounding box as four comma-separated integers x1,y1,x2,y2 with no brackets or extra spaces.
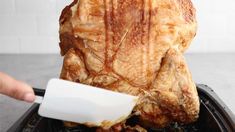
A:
33,87,45,97
33,88,45,104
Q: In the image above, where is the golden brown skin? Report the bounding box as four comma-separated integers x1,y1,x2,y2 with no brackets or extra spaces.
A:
59,0,199,129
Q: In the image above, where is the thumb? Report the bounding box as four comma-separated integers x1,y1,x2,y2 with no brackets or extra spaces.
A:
0,72,35,102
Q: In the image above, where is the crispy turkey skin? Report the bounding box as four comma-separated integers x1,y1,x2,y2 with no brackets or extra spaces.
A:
59,0,199,129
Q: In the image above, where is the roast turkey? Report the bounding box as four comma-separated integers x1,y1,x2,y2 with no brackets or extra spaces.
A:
59,0,200,130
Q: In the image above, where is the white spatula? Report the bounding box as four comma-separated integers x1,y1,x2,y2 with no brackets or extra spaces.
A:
33,78,138,128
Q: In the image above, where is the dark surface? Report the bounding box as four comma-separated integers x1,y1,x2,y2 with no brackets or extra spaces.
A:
7,84,235,132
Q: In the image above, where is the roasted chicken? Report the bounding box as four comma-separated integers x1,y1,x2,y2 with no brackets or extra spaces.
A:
59,0,199,130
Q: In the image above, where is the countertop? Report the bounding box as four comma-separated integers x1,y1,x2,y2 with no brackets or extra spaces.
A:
0,54,235,131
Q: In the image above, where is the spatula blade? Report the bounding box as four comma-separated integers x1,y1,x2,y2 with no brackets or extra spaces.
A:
38,78,138,128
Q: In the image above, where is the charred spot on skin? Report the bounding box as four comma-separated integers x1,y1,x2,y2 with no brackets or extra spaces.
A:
59,0,78,23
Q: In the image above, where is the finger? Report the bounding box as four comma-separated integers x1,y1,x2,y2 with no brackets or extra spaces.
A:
14,80,36,102
0,72,35,102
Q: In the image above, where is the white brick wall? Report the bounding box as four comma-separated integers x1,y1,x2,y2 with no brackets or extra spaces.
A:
0,0,235,54
0,0,72,54
188,0,235,53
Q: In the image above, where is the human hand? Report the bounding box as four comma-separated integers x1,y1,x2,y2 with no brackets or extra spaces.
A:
0,72,35,103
